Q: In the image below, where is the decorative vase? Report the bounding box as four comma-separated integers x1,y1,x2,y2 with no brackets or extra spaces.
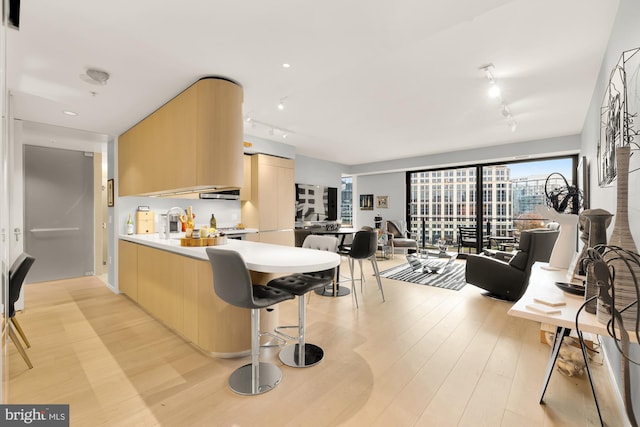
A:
545,212,579,270
580,209,612,313
597,145,640,328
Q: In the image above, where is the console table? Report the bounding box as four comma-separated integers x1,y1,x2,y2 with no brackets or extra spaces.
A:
508,262,637,426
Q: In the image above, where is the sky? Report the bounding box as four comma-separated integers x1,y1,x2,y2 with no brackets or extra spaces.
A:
508,158,573,181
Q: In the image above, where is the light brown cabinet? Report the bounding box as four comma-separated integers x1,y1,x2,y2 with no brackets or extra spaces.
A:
118,77,243,196
118,240,138,301
241,154,295,246
118,240,250,356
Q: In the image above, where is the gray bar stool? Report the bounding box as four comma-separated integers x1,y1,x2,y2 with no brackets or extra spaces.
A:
206,248,294,395
267,235,338,368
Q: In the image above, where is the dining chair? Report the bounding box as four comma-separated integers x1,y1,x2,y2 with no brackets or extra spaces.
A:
8,253,36,369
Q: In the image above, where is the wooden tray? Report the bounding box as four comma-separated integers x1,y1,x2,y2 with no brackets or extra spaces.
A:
180,236,228,247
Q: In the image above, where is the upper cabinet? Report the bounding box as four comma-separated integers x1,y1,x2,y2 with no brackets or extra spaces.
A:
118,77,243,197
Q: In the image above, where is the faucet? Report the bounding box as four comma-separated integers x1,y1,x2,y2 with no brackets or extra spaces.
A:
164,207,185,239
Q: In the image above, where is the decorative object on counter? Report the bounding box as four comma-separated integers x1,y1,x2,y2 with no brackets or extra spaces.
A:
577,209,613,313
126,214,134,235
135,210,155,234
185,206,195,237
540,172,583,270
600,145,640,329
541,207,578,270
179,235,227,247
579,245,639,426
544,172,583,215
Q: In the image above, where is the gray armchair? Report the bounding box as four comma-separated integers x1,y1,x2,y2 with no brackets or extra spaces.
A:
385,219,418,257
465,228,559,301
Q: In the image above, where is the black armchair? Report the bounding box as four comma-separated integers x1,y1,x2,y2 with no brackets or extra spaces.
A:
465,228,559,301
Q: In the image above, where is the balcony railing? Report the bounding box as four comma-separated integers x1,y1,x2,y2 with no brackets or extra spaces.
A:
408,214,550,252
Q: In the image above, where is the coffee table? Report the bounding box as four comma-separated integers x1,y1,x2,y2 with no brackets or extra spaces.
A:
411,250,458,274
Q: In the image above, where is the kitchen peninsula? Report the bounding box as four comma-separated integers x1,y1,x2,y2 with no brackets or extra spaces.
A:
118,234,340,357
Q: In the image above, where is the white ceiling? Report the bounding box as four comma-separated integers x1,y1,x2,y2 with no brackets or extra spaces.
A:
8,0,620,166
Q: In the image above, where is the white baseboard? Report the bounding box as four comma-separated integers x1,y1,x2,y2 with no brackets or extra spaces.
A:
602,343,633,427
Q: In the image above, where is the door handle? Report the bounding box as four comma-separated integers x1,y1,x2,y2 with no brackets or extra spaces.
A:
29,227,80,233
14,227,20,242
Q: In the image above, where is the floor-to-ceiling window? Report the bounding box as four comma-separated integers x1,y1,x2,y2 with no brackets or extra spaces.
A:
341,176,353,226
407,156,576,253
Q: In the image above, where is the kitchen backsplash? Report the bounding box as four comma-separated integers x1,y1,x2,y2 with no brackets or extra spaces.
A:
118,196,242,235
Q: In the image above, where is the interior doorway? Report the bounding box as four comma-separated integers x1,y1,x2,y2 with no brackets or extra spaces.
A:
24,144,95,282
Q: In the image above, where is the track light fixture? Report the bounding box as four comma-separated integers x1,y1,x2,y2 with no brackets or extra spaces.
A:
479,63,517,132
277,99,285,111
243,116,293,140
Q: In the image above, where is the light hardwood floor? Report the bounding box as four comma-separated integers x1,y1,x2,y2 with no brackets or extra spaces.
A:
5,257,626,426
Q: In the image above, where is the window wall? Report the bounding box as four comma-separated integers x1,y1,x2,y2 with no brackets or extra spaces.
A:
407,156,576,252
341,176,353,226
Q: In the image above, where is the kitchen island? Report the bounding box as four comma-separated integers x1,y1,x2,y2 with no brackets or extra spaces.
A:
118,234,340,358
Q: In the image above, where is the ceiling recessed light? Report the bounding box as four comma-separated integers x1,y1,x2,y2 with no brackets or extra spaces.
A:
62,110,78,116
282,63,290,68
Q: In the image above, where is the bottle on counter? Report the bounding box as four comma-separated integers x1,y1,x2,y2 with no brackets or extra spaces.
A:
185,206,195,237
210,214,217,230
126,214,134,235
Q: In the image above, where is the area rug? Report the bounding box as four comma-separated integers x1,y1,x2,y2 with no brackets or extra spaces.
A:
378,260,467,291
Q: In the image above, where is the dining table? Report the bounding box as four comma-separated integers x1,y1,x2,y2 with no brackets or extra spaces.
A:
306,227,359,297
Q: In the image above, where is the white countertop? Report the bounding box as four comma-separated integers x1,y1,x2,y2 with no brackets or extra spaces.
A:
120,233,340,274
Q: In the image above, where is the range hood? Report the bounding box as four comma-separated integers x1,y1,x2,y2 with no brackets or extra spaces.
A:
199,189,240,200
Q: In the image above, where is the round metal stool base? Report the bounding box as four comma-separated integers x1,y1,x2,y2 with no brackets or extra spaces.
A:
279,343,324,368
314,285,350,297
228,362,282,395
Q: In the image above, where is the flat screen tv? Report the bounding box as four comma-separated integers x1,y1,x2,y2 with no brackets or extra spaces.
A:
295,184,337,222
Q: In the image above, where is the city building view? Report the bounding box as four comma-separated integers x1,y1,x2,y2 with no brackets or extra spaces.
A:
341,157,575,251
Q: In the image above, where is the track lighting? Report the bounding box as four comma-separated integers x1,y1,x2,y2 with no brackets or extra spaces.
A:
479,63,517,132
277,100,285,111
243,116,294,140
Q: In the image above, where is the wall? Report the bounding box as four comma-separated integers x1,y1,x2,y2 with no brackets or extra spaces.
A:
580,0,640,416
347,135,580,176
353,172,405,229
295,154,343,189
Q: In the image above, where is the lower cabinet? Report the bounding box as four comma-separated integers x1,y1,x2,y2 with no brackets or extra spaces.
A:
118,240,250,356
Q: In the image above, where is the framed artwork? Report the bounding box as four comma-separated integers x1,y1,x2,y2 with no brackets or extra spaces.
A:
376,195,389,208
359,194,374,210
107,179,114,207
598,47,640,187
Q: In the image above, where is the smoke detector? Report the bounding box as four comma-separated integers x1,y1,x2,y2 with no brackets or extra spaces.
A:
80,68,110,86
